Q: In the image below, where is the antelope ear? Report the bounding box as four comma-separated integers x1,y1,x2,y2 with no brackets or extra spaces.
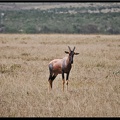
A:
74,52,79,55
65,51,69,54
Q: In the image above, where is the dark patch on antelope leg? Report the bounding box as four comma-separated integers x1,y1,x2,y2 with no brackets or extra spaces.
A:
51,75,57,81
49,63,53,72
62,70,64,80
48,64,53,91
48,74,52,80
62,70,65,91
48,63,53,80
48,75,57,91
66,72,70,80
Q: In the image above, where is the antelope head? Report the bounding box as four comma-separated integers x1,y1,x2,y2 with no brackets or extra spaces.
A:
65,46,79,64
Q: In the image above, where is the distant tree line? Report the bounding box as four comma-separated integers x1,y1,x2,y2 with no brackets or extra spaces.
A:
0,7,120,34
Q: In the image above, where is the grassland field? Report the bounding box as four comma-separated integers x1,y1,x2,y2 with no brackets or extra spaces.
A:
0,34,120,117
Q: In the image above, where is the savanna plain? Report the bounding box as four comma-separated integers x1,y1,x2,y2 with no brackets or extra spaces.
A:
0,34,120,117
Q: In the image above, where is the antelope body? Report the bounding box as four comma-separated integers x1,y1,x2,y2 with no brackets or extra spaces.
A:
48,46,79,91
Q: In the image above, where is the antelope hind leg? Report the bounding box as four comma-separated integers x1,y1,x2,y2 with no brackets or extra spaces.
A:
48,80,53,91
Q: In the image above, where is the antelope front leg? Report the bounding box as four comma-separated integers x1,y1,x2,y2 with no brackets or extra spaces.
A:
66,80,68,91
66,72,70,91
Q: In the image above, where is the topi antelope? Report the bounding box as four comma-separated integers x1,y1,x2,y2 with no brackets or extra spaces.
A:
48,46,79,91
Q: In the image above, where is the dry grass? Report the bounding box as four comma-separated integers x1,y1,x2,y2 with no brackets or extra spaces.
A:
0,34,120,117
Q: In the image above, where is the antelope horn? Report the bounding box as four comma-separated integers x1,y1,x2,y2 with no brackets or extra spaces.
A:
73,46,75,51
68,46,71,52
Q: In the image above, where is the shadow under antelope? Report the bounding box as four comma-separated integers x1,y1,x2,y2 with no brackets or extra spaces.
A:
48,46,79,91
